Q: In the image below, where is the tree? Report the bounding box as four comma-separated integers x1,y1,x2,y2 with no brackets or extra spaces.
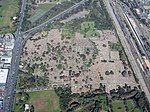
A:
122,70,127,77
30,105,34,112
105,71,110,75
110,70,114,74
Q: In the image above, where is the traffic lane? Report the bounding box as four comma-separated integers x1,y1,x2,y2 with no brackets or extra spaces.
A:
24,0,86,35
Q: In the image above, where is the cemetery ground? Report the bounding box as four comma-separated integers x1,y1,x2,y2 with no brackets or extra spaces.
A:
14,0,147,111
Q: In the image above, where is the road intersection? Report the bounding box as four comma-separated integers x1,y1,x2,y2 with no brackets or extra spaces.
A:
3,0,88,111
2,0,150,111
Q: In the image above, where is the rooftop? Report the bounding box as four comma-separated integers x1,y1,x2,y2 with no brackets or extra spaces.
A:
0,69,8,84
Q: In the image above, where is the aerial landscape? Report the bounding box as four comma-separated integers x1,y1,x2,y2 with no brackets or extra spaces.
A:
0,0,150,112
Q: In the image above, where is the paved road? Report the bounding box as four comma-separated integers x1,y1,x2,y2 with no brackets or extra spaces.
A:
117,0,150,61
3,0,26,111
23,0,87,36
3,0,88,111
104,0,150,103
113,1,150,76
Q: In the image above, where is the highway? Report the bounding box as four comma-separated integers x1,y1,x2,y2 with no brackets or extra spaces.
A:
104,0,150,103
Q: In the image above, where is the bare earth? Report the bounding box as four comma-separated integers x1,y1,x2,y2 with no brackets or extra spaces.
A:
60,10,90,23
21,29,137,93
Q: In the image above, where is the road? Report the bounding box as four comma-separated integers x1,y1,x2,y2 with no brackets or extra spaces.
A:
112,1,150,76
3,0,88,111
3,0,26,111
117,0,150,61
104,0,150,103
23,0,87,36
4,0,149,111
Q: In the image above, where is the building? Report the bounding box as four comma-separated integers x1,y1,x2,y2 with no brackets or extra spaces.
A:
25,104,30,111
0,69,8,86
0,100,3,109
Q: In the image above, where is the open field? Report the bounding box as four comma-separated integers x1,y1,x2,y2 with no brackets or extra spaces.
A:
28,90,60,112
27,0,68,23
126,100,135,111
14,90,60,112
80,21,100,37
112,101,125,112
98,96,108,111
62,28,75,39
126,100,141,112
28,4,55,23
35,0,66,4
60,10,90,23
0,0,19,33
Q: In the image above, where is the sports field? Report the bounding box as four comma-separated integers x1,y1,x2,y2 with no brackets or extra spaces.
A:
0,0,19,33
28,90,60,112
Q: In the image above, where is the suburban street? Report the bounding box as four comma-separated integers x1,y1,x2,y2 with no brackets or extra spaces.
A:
104,0,150,103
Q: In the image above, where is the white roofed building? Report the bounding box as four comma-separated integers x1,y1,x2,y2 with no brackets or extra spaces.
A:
0,69,8,86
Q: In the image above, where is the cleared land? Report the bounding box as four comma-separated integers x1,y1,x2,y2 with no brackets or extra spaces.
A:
0,0,19,33
60,10,90,23
28,90,60,112
14,90,60,112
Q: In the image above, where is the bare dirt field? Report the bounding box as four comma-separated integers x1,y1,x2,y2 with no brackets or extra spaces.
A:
60,10,90,23
21,29,137,93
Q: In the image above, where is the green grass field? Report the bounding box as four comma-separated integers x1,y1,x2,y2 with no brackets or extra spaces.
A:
29,9,47,23
62,28,75,39
112,101,125,112
80,21,99,37
109,42,122,51
28,0,67,23
98,96,108,111
126,100,141,112
81,22,95,30
126,100,135,111
28,90,60,112
78,108,89,112
28,4,55,23
133,108,141,112
14,90,60,112
109,42,127,61
0,0,19,33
